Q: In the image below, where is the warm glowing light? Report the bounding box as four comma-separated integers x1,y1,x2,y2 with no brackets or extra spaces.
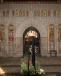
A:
25,31,37,38
0,67,5,75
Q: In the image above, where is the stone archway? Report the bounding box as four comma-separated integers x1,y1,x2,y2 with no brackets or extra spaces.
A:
23,26,40,56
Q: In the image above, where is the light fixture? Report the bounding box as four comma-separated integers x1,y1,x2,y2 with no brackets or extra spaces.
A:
0,67,5,75
25,31,37,38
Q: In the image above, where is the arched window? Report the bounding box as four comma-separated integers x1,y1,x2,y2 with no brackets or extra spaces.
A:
23,26,40,56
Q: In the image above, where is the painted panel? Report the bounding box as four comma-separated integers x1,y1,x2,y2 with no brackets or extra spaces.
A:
0,24,5,56
49,24,54,42
58,24,61,54
48,24,56,56
8,24,15,56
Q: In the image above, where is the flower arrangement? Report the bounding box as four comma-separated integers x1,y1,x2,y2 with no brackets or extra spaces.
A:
20,58,45,76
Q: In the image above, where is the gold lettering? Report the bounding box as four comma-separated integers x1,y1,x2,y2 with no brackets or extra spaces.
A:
44,10,47,16
41,10,47,17
1,9,60,17
16,9,19,16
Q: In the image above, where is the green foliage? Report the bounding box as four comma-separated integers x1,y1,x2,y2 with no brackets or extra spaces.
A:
20,61,45,76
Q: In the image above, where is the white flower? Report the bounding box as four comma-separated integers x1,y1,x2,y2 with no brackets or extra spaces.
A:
39,69,45,74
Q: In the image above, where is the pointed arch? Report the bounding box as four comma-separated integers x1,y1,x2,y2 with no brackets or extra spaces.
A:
23,26,40,56
23,26,40,39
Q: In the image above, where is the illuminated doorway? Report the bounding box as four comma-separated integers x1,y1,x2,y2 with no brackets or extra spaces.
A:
23,26,40,56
